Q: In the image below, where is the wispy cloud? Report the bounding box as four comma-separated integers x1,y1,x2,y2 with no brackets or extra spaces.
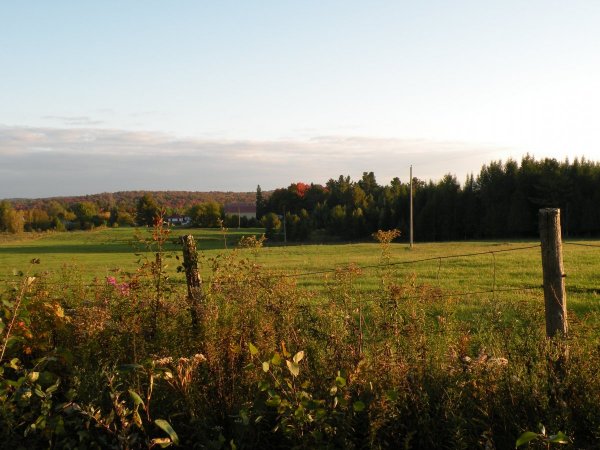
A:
42,115,105,126
0,125,510,198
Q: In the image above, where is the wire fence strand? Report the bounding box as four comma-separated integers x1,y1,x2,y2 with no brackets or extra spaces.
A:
0,242,590,303
0,243,542,284
261,244,542,280
564,241,600,248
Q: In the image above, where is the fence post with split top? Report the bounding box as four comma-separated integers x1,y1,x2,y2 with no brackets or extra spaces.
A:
181,234,204,334
539,208,568,339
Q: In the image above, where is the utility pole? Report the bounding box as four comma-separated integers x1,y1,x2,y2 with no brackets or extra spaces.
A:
283,206,287,244
410,165,414,249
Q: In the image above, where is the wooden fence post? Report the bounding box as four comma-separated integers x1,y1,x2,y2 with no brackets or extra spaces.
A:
181,235,203,333
539,208,568,338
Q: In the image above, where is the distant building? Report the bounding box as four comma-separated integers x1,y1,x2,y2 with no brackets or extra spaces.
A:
165,215,192,226
224,202,256,220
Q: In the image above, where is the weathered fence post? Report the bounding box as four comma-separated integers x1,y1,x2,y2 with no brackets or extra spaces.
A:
539,208,568,338
181,235,203,333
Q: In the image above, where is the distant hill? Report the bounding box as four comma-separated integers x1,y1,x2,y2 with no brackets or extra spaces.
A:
9,190,262,211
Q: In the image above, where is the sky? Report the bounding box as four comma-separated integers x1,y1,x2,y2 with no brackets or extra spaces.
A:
1,1,600,198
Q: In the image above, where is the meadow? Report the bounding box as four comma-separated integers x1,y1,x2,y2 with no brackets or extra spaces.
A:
2,226,600,448
1,226,599,315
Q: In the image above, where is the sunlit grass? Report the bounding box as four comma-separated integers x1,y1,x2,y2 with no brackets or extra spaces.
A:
1,227,599,317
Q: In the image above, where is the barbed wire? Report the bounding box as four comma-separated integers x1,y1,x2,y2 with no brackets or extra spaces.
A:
242,244,542,280
0,242,592,301
0,243,541,282
564,241,600,248
385,285,544,303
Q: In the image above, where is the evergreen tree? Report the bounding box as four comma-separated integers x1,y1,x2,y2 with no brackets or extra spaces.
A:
256,185,266,220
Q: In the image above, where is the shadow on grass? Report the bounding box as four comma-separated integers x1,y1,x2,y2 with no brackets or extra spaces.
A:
0,236,240,255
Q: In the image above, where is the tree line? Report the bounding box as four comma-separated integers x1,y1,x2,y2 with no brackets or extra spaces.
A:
10,190,255,212
0,192,257,233
258,156,600,242
3,155,600,240
0,196,259,233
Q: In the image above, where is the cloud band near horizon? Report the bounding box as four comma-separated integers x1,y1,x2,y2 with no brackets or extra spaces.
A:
1,124,523,198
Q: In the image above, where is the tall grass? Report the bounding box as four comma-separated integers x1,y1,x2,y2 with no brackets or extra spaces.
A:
1,224,599,448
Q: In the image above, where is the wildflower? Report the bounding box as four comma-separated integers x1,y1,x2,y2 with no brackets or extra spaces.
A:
119,282,130,296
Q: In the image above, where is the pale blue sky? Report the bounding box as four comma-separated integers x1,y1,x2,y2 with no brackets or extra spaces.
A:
1,1,600,197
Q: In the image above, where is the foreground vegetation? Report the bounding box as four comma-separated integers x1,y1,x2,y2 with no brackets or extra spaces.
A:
1,225,600,448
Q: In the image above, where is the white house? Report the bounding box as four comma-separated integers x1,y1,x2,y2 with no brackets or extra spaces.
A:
165,215,192,226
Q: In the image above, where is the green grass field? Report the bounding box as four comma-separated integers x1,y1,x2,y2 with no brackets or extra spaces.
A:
1,227,599,316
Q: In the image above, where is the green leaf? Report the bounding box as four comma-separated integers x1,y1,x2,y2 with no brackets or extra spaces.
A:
262,361,270,372
239,408,250,426
293,351,304,364
353,401,366,412
271,352,282,366
286,360,300,377
294,405,305,418
248,342,259,356
9,358,20,370
129,390,144,407
155,419,179,445
516,431,538,447
46,381,60,395
265,395,281,407
34,387,45,398
548,431,570,444
335,376,346,388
